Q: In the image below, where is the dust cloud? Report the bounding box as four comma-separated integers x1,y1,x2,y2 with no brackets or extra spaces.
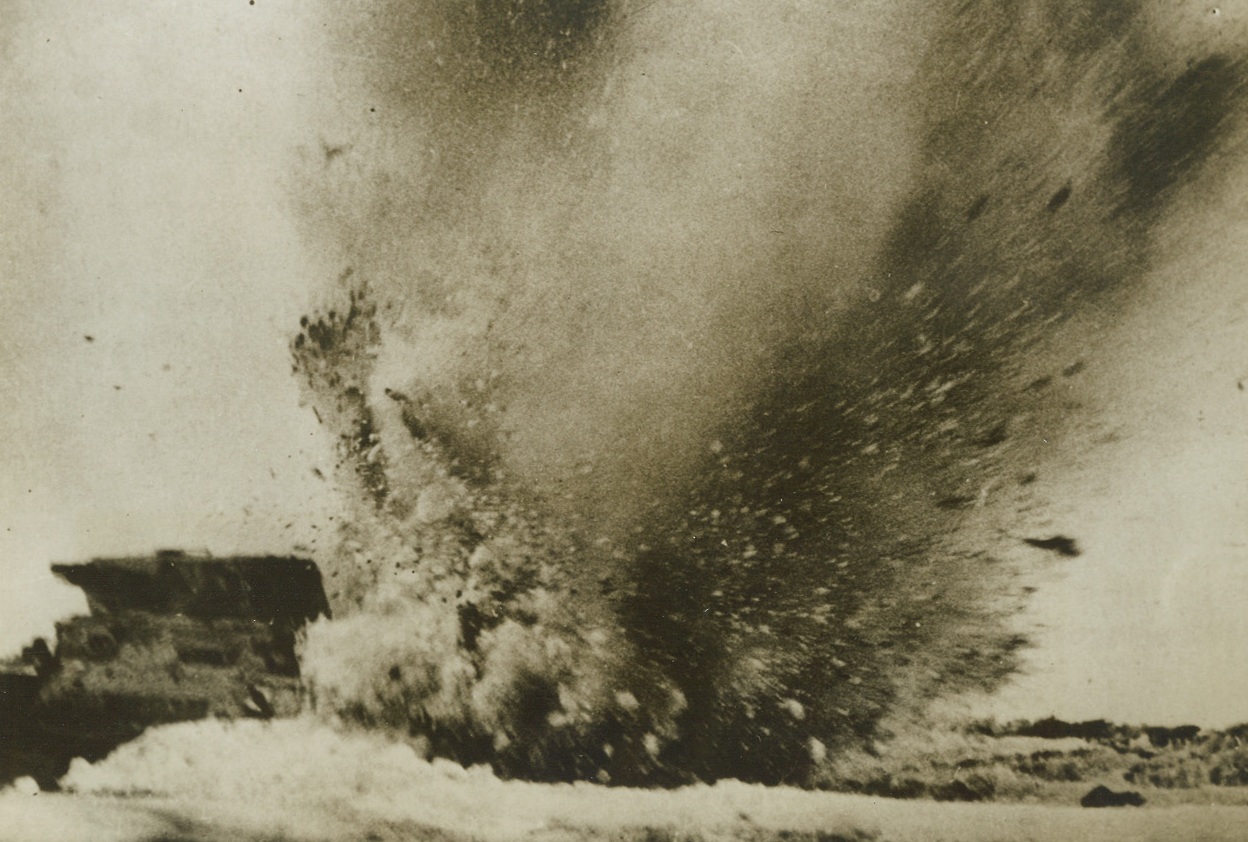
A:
286,1,1248,784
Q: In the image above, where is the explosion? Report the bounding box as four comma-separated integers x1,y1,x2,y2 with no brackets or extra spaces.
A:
284,0,1243,786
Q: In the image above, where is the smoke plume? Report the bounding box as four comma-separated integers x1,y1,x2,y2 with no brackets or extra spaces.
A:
288,1,1245,785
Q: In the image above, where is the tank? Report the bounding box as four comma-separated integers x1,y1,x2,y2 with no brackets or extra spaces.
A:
0,550,330,789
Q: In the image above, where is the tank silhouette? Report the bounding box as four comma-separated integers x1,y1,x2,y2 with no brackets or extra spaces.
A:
0,550,330,789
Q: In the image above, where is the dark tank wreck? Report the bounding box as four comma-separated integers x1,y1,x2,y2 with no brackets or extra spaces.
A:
0,550,329,789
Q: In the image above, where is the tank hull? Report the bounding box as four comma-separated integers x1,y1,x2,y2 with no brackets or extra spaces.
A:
0,552,329,789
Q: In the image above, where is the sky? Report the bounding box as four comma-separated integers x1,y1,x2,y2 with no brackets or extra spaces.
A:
0,2,341,648
1,1,1246,729
972,180,1248,726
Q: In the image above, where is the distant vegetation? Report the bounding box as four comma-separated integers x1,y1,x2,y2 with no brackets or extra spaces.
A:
815,717,1248,803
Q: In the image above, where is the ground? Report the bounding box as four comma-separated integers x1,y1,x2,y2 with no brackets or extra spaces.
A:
4,784,1248,842
5,719,1248,842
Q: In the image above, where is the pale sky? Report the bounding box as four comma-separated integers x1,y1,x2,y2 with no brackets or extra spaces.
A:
970,191,1248,726
0,2,341,649
2,2,1246,729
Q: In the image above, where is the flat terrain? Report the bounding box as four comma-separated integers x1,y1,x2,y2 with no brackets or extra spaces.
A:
3,788,1248,842
8,718,1248,842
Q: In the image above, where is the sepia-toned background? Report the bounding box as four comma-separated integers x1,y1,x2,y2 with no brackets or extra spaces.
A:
2,0,1247,734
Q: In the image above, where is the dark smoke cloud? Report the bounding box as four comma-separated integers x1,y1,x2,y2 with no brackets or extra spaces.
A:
289,1,1246,784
